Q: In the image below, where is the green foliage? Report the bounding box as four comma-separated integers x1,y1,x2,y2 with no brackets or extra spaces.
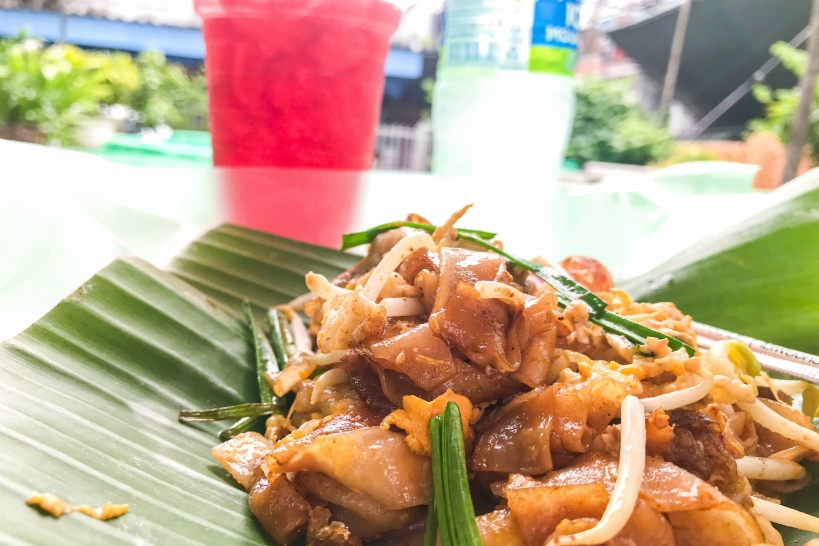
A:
656,144,718,167
129,51,208,130
0,35,208,145
749,41,819,162
567,79,674,166
0,35,138,144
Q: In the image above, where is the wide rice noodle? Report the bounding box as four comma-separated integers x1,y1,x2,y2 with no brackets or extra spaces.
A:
640,368,714,412
475,280,525,310
310,367,350,405
362,233,437,301
556,395,646,545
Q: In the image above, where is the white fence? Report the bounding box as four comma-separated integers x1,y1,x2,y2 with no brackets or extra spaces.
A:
374,122,432,172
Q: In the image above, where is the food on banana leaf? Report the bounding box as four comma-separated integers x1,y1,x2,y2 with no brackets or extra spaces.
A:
191,210,819,546
26,493,128,521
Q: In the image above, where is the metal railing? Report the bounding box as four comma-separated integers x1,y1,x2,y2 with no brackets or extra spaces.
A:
374,121,432,172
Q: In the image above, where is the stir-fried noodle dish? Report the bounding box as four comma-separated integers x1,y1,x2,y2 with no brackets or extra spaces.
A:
200,210,819,546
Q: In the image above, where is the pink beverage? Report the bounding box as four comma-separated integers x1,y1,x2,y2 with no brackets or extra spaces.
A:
217,168,364,248
196,0,401,169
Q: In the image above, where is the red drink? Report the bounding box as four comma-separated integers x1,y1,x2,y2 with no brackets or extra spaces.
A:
216,167,364,248
196,0,401,169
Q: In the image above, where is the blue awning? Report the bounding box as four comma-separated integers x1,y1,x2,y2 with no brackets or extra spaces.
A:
0,8,425,79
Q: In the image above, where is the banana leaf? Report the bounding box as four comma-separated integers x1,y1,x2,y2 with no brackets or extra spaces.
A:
622,171,819,544
0,228,355,545
1,222,817,544
621,171,819,355
167,224,359,315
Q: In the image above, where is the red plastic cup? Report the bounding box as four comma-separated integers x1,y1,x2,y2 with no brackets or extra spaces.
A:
216,167,363,248
196,0,401,169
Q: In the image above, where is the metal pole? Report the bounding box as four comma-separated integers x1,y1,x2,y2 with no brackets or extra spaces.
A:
782,0,819,183
682,26,812,139
658,0,694,121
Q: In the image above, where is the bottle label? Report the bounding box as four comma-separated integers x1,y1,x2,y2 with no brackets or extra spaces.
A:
441,0,579,75
529,0,580,75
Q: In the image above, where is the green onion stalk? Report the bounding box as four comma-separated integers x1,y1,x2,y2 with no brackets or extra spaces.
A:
425,402,483,546
343,224,694,357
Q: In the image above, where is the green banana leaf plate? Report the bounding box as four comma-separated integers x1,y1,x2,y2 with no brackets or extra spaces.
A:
3,169,819,545
623,171,819,355
0,226,358,545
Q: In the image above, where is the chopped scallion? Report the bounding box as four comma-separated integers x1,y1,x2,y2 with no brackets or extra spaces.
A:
243,302,280,405
341,223,694,357
423,482,438,546
218,302,287,437
427,402,483,546
179,403,283,422
269,308,299,359
218,416,260,441
341,221,496,251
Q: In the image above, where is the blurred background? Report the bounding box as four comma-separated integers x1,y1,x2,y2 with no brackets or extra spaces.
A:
2,0,819,343
0,0,815,186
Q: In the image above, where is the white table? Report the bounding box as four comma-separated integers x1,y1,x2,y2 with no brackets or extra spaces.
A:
0,138,773,340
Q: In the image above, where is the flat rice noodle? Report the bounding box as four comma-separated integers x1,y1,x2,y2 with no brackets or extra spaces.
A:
476,509,526,546
507,481,608,545
378,273,421,300
344,358,397,417
551,367,634,453
430,357,521,404
274,426,430,511
507,291,559,388
369,323,457,391
472,370,633,474
297,472,418,538
333,227,419,288
471,388,555,475
211,432,276,490
317,289,387,352
431,247,508,313
506,480,674,546
513,453,763,546
376,367,429,407
267,406,382,469
429,281,513,371
373,227,419,259
330,504,421,542
541,453,718,511
306,505,359,546
247,466,311,545
665,509,763,546
613,500,676,546
414,269,440,314
548,499,675,546
396,248,439,285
